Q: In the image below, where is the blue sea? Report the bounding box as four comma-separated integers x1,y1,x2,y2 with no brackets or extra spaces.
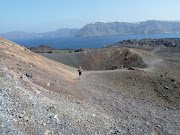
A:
13,33,180,49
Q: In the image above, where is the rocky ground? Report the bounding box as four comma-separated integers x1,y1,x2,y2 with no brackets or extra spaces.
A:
0,36,180,135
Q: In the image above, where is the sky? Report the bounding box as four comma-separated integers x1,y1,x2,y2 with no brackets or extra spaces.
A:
0,0,180,33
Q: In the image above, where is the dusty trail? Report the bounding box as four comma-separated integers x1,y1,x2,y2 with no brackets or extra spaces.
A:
72,70,180,135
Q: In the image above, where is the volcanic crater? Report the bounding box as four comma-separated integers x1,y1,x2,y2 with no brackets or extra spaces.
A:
40,48,147,71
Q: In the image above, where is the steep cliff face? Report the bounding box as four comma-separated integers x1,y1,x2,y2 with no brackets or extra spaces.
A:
75,22,134,37
75,20,180,37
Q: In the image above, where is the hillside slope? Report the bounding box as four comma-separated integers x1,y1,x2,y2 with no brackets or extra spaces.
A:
0,36,77,94
0,37,180,134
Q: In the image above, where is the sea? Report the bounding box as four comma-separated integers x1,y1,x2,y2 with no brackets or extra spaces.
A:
13,33,180,49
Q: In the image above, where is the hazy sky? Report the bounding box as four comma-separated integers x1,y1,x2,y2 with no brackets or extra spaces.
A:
0,0,180,33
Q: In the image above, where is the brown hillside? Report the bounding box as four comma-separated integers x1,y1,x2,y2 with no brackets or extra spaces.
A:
0,36,76,96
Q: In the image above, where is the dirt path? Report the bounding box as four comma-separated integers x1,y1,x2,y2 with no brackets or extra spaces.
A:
72,67,180,134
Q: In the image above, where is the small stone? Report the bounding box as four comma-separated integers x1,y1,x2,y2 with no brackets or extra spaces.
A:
164,86,169,89
152,128,158,135
25,73,32,78
54,114,58,119
46,82,50,87
14,122,18,125
128,67,135,70
24,116,29,121
170,78,176,82
42,123,46,126
19,114,24,118
44,130,51,135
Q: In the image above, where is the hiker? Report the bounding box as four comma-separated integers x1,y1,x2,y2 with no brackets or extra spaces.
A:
78,66,83,79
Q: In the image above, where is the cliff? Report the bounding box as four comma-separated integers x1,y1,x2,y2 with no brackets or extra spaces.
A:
75,20,180,37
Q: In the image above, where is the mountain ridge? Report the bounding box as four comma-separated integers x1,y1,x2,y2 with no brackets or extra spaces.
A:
0,28,79,40
75,20,180,37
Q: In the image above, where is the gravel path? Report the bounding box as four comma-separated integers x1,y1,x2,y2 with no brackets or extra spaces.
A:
72,70,180,135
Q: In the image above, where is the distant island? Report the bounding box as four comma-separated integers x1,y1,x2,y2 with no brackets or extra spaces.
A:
0,28,79,40
1,20,180,40
75,20,180,37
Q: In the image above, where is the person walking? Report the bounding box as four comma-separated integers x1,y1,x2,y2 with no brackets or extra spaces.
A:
78,66,83,79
